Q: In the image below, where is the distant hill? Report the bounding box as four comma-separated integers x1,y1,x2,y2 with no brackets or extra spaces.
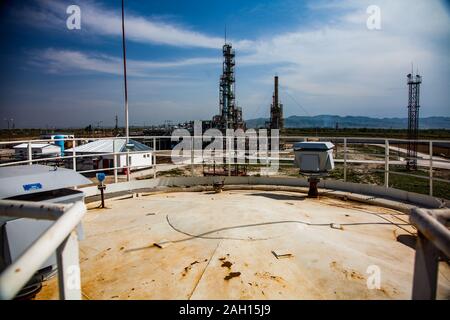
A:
245,115,450,129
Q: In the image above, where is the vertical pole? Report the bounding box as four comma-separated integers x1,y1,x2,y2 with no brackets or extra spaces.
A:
27,141,32,166
191,136,194,177
126,149,130,182
56,232,82,300
343,138,347,182
121,0,129,144
412,231,439,300
113,140,118,183
429,141,433,197
153,137,157,179
384,139,389,188
228,136,231,177
121,0,130,183
100,186,105,208
72,139,76,171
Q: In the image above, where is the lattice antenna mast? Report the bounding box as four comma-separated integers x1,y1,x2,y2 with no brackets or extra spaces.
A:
406,70,422,171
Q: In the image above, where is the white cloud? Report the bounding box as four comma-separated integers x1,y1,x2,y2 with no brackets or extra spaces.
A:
30,48,219,77
31,0,253,50
237,0,450,117
22,0,450,118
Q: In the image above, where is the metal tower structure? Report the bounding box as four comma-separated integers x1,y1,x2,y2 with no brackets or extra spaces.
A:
216,43,245,131
406,72,422,171
269,76,284,130
219,43,236,129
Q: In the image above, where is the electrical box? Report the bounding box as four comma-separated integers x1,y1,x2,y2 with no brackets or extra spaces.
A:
293,142,335,174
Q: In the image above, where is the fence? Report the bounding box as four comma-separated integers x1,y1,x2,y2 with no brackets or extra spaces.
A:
0,135,449,300
0,135,448,198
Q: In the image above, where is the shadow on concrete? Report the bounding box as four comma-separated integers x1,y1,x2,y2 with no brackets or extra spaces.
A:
397,234,417,250
246,192,306,201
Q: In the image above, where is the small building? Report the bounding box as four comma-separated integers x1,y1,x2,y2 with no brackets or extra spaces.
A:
66,139,153,172
13,143,61,160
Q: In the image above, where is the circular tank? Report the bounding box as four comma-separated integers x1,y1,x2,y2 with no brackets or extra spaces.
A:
54,135,65,156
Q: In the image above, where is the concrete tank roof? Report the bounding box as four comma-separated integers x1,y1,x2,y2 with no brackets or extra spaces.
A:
35,189,450,300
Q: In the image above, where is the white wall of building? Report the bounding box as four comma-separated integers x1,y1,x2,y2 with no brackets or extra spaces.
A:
72,152,153,172
118,152,153,170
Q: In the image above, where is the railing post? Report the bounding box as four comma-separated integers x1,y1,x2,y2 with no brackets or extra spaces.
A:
153,137,157,179
113,140,118,184
191,136,194,177
266,134,269,177
384,139,389,188
429,141,433,197
72,138,76,172
228,136,231,177
56,231,82,300
27,141,32,165
343,138,347,182
126,138,130,182
412,231,439,300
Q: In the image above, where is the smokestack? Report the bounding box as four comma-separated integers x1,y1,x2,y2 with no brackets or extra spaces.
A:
274,76,279,109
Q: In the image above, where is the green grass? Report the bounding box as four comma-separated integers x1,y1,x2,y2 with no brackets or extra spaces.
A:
156,168,186,177
282,128,450,139
324,163,450,199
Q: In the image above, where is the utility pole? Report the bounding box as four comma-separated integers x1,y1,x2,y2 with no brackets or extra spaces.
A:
121,0,131,182
121,0,129,145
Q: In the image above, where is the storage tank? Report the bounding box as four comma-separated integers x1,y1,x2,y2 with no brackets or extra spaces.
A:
54,135,65,156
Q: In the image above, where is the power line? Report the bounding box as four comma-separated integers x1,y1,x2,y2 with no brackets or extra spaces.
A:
279,85,310,117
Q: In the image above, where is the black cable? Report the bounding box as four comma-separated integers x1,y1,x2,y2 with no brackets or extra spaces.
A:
165,214,411,243
279,85,310,117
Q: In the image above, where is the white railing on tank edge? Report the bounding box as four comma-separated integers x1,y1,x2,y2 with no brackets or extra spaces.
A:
410,208,450,300
0,200,86,300
0,136,449,196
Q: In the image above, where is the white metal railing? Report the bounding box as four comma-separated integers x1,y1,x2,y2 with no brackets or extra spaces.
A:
410,208,450,300
0,200,86,300
0,135,449,196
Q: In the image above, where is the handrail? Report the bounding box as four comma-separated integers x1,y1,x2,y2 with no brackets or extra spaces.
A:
0,135,450,145
410,208,450,257
0,200,86,300
0,135,448,197
410,208,450,300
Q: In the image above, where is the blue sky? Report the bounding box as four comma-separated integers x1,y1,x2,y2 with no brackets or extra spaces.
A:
0,0,449,128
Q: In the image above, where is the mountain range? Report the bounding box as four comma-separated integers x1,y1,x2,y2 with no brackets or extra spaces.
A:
245,115,450,129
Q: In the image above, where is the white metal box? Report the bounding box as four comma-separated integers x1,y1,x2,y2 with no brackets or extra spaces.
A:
293,142,335,174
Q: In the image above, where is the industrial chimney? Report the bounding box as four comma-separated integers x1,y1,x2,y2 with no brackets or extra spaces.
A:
269,76,283,130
